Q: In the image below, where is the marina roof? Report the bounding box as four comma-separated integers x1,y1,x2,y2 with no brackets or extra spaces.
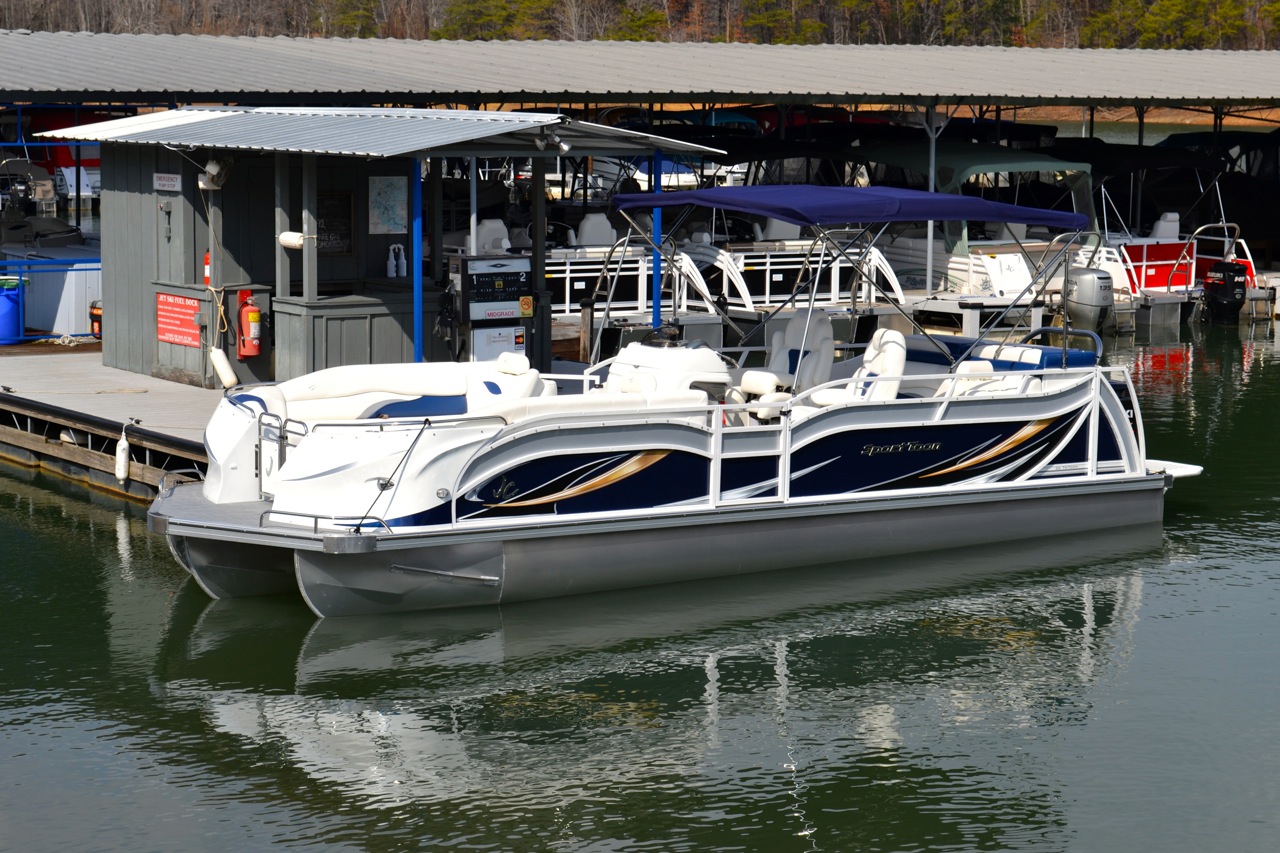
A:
2,31,1280,112
41,106,723,158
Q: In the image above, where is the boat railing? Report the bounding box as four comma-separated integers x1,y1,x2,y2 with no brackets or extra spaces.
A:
427,361,1136,526
1190,222,1256,283
1118,235,1198,294
299,414,511,434
260,507,393,535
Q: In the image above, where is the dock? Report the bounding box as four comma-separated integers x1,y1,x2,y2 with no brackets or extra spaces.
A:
0,341,221,500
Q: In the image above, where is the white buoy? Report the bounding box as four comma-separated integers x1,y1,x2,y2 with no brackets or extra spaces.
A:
210,347,238,388
115,429,130,483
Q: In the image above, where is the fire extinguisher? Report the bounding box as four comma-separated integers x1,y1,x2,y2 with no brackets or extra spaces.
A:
203,250,211,286
237,296,261,360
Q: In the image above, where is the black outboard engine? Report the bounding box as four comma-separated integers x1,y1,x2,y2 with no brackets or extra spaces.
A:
1199,261,1248,324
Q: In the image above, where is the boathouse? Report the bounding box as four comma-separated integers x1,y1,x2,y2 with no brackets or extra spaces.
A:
47,107,716,387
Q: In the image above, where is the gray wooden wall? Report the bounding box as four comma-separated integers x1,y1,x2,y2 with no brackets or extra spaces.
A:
100,145,430,387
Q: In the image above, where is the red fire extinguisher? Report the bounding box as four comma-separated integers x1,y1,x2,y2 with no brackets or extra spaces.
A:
203,250,211,286
237,296,261,360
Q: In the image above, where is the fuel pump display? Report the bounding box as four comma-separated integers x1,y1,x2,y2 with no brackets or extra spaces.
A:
448,255,539,364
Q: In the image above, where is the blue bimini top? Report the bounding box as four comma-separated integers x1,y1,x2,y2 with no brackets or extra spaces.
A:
612,184,1089,231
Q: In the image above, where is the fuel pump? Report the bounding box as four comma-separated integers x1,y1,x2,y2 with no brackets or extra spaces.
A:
448,255,540,366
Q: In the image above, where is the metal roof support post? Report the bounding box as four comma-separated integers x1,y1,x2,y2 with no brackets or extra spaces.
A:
428,158,444,289
412,156,424,362
650,150,664,329
301,154,317,302
73,104,83,227
531,155,551,371
925,106,937,297
274,152,290,299
468,157,478,253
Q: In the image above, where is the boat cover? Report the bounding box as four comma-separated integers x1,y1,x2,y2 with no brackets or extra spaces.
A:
612,184,1089,230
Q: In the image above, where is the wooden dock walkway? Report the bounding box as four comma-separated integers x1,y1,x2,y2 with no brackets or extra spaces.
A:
0,344,223,499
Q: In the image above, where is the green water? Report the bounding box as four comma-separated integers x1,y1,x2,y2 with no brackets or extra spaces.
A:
2,322,1278,852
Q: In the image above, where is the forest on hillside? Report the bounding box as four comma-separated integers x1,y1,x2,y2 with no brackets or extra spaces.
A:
2,0,1280,49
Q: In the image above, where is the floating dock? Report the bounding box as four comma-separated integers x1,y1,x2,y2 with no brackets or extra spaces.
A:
0,344,220,500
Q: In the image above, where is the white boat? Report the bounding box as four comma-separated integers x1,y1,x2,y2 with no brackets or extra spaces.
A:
856,141,1119,333
148,185,1200,618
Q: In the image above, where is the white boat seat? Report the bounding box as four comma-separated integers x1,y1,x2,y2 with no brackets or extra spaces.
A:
572,212,618,247
935,360,1043,398
467,218,512,254
269,363,470,422
934,360,995,397
495,351,530,374
466,354,552,401
737,369,785,398
975,344,1046,370
242,358,559,423
734,311,835,393
748,391,792,421
809,328,907,406
605,372,659,394
476,389,708,425
752,218,802,242
1150,211,1180,239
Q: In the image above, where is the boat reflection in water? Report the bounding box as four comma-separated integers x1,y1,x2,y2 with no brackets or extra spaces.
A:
156,523,1164,821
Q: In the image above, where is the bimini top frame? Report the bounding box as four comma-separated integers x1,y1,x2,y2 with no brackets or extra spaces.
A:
609,184,1090,365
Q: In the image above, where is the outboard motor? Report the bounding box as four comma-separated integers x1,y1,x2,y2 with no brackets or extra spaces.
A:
1063,267,1114,333
1199,261,1248,324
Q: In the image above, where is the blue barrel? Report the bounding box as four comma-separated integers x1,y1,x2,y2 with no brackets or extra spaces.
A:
0,277,22,345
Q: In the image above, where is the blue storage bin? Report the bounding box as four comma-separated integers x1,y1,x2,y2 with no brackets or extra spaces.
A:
0,277,23,345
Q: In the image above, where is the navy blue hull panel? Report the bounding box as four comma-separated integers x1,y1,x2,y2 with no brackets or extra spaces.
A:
458,450,711,520
790,415,1077,496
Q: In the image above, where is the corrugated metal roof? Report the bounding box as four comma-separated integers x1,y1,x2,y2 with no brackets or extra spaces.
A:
2,31,1279,110
39,105,723,158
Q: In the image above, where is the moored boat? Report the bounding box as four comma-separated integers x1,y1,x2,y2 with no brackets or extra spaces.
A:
149,185,1201,618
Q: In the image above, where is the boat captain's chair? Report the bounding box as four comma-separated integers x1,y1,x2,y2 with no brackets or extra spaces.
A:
570,213,618,247
467,219,512,254
753,218,802,242
1150,211,1180,239
808,327,907,406
726,312,835,421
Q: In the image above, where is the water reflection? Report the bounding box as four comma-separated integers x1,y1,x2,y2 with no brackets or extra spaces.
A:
151,525,1164,847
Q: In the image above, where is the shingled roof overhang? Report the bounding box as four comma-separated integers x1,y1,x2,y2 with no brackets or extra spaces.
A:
2,30,1279,116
